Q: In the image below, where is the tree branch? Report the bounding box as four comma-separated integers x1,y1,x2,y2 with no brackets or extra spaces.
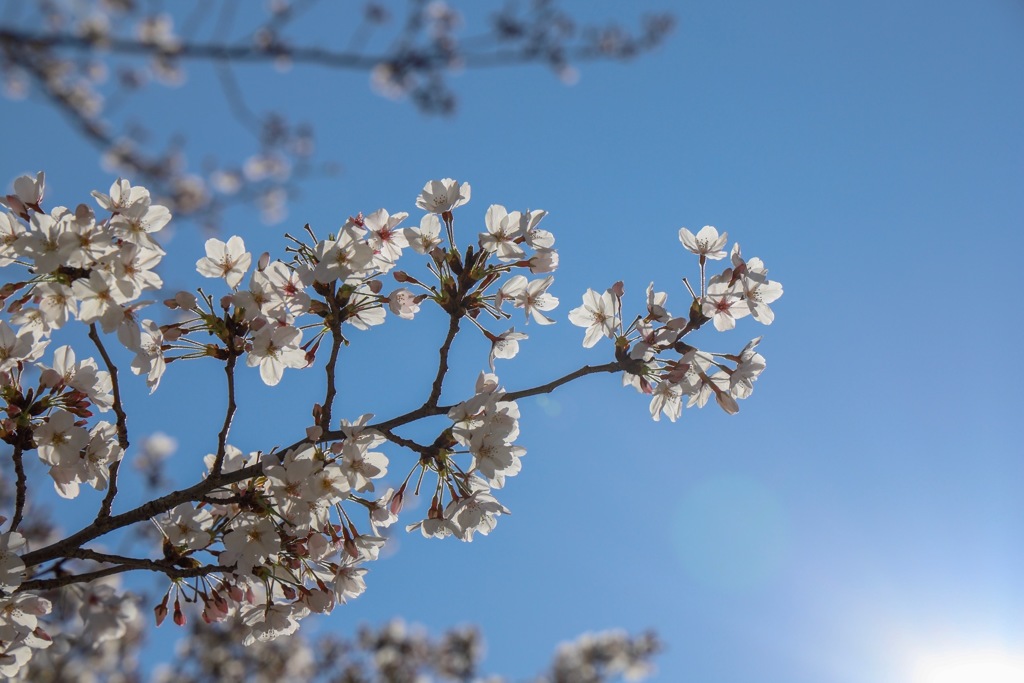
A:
20,559,223,592
17,358,625,577
210,353,238,479
88,324,129,520
10,443,26,533
319,324,344,433
426,313,461,408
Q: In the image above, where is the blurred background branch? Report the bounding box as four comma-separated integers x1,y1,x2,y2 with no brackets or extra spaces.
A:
0,0,674,230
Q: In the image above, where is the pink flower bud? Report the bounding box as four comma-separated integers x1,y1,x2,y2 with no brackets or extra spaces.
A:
390,486,405,515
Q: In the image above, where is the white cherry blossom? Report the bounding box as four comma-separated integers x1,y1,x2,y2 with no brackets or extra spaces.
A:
416,178,471,214
196,235,252,288
679,225,728,260
568,288,619,347
247,324,307,386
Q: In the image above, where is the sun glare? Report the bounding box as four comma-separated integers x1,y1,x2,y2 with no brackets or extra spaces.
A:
910,649,1024,683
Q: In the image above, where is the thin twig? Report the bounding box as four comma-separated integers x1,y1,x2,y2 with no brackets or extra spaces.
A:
377,427,428,455
19,561,223,592
89,323,128,520
319,324,343,432
210,353,238,478
10,444,26,533
426,313,461,408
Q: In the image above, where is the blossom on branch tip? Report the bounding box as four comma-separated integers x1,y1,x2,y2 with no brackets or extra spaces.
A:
416,178,471,214
387,288,421,320
403,213,443,254
480,204,525,261
196,235,252,289
568,288,619,347
488,328,528,370
679,225,728,260
701,275,748,332
10,172,45,210
247,324,306,386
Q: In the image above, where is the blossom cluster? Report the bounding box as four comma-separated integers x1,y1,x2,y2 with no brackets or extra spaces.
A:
568,225,783,421
147,381,521,648
0,172,779,677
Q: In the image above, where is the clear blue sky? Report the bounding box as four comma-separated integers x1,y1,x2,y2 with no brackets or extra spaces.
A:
2,1,1023,681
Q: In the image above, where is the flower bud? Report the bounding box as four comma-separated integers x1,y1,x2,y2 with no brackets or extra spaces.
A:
173,599,186,626
210,590,227,613
390,486,405,515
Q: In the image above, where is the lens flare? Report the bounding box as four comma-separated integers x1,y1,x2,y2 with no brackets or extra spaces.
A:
910,648,1024,683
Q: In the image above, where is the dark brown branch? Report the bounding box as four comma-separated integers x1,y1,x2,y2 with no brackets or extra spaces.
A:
17,358,625,577
20,560,223,592
89,324,129,520
426,313,461,408
377,427,429,455
503,362,623,402
210,353,238,479
10,444,26,533
19,473,233,570
319,323,344,433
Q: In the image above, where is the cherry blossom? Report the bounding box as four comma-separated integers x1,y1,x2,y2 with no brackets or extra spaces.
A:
403,213,443,253
387,288,421,320
196,235,252,288
364,208,409,270
416,178,471,214
502,275,559,325
247,324,307,386
488,328,528,370
702,275,749,332
480,204,526,261
569,288,620,347
679,225,728,260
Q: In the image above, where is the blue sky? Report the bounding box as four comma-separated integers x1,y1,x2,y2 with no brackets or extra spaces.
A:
2,1,1024,681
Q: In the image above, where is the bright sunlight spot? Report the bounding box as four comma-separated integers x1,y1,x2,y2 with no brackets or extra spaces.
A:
910,648,1024,683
